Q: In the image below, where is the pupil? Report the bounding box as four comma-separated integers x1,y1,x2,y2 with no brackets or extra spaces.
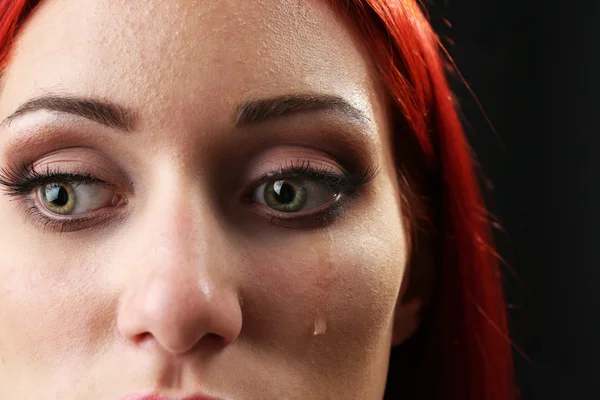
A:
54,187,69,206
46,185,69,207
274,181,295,204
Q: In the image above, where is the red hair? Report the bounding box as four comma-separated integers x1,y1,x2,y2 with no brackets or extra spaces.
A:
0,0,514,399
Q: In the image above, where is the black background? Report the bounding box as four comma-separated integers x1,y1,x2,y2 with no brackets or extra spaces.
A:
427,0,599,398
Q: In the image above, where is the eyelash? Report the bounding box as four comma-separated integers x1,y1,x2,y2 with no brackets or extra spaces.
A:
246,160,378,226
0,163,114,233
0,163,103,196
0,161,379,232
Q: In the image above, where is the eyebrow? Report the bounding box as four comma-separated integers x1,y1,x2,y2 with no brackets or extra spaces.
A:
2,94,135,131
2,93,369,132
235,94,370,127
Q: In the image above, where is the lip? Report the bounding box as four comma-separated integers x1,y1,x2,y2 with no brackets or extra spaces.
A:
120,393,222,400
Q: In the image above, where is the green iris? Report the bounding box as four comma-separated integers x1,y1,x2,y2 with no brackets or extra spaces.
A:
41,183,76,215
264,179,308,212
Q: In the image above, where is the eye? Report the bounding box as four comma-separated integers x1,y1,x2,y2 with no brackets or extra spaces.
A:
252,178,339,213
36,182,117,216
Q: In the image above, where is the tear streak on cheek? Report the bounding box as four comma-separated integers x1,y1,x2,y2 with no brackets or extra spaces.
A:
241,237,401,346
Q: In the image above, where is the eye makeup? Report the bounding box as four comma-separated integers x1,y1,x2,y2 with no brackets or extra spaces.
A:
0,118,380,233
0,147,131,233
245,160,378,228
0,161,126,233
238,145,379,228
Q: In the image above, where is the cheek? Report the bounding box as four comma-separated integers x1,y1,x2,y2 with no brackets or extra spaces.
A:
239,215,408,363
0,236,116,370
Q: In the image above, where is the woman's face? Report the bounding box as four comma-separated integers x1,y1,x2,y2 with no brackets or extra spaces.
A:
0,0,418,398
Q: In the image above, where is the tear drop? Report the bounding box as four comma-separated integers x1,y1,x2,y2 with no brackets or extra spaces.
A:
312,314,327,336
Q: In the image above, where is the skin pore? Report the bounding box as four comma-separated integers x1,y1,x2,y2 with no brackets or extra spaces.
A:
0,0,426,398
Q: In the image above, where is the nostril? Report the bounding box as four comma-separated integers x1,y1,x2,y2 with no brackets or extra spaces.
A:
128,329,229,353
203,333,225,344
131,331,153,346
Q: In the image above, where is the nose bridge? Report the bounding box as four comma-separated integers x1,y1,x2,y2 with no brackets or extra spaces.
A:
117,164,242,354
149,164,211,260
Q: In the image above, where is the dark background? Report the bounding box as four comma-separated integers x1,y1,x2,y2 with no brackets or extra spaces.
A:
427,0,599,399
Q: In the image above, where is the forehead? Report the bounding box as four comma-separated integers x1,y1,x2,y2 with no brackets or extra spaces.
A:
0,0,384,128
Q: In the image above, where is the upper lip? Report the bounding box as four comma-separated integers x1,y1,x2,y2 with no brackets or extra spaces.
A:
120,393,223,400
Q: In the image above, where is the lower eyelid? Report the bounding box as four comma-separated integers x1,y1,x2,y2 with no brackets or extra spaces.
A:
250,192,348,221
24,198,126,233
14,183,127,233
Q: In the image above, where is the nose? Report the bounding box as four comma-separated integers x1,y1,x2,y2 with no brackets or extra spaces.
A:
117,178,242,355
